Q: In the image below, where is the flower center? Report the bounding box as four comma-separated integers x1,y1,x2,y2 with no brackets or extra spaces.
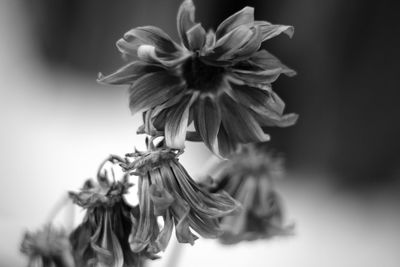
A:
182,55,225,92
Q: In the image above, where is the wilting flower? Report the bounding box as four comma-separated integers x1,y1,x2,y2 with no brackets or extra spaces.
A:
69,156,148,267
120,139,239,255
202,144,293,244
20,225,75,267
98,0,298,157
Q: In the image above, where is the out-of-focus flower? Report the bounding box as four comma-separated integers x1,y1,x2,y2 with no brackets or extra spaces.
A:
69,156,148,267
98,0,298,157
203,144,293,244
20,225,75,267
120,139,239,255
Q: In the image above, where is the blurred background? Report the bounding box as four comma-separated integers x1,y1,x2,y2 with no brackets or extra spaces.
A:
1,0,399,266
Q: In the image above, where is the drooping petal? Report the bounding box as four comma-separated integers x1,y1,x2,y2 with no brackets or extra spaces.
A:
128,71,183,115
116,26,181,57
186,23,206,51
165,93,198,149
97,61,165,85
255,21,294,40
216,7,254,39
249,49,296,77
130,176,157,253
177,0,196,49
220,94,270,143
149,184,174,216
193,96,221,152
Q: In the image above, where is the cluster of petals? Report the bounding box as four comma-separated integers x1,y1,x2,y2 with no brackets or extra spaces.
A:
202,144,293,244
69,157,147,267
99,0,298,157
120,139,239,255
20,225,75,267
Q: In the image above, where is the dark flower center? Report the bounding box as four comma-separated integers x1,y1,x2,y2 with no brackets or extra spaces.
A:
182,55,225,92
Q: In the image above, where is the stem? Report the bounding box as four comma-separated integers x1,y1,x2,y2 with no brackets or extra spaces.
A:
45,193,70,224
164,238,184,267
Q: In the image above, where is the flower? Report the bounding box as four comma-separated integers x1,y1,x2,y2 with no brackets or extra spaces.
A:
20,225,75,267
120,138,239,255
202,144,293,244
69,156,148,267
98,0,298,157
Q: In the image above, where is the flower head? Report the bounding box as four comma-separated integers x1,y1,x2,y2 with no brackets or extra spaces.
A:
20,225,75,267
69,156,148,267
99,0,298,157
120,138,239,255
203,144,293,244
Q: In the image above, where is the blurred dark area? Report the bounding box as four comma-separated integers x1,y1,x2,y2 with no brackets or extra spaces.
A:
21,0,400,190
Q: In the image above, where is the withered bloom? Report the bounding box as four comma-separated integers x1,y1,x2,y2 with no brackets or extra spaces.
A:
121,139,239,255
203,144,293,244
20,225,75,267
69,156,148,267
99,0,298,157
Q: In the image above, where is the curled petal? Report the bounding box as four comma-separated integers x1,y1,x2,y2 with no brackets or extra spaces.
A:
255,21,294,40
97,61,165,85
128,71,183,115
256,112,299,127
187,23,206,51
137,44,190,67
116,26,181,57
229,26,263,61
231,68,282,84
213,25,253,60
216,7,254,39
249,49,296,77
177,0,196,49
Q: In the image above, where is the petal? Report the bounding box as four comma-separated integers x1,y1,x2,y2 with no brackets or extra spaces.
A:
217,124,237,158
216,7,254,39
231,67,283,84
177,0,196,49
229,26,263,61
249,49,296,77
186,23,206,51
116,26,181,57
193,96,221,152
97,61,165,85
137,44,190,67
256,112,299,127
220,94,270,143
160,165,199,244
130,175,158,253
153,210,174,252
165,93,198,149
255,21,294,41
230,84,284,118
128,71,183,115
213,25,254,60
149,184,174,216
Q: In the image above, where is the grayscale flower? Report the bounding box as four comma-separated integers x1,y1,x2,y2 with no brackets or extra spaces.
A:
69,156,149,267
98,0,298,157
202,144,293,244
120,139,239,255
20,225,75,267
